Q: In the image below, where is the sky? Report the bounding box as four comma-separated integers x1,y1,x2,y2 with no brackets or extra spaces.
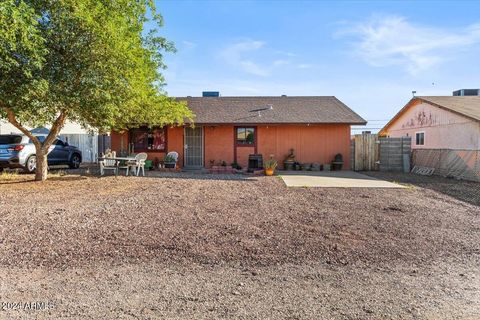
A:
155,0,480,132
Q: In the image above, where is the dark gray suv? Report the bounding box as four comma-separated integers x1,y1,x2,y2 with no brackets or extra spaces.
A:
0,134,82,173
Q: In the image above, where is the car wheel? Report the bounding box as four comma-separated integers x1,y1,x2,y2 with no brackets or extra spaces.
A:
69,154,81,169
24,155,36,173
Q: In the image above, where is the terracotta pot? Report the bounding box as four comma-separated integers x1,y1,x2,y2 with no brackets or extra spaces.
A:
265,168,274,176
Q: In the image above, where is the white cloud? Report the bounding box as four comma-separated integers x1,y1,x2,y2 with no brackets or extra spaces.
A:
340,16,480,74
298,64,313,69
272,59,289,67
182,40,197,50
238,60,270,77
219,40,297,77
275,50,296,57
219,40,269,76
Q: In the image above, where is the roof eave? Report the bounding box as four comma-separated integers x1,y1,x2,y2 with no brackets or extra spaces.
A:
417,97,480,123
379,97,418,136
185,121,367,125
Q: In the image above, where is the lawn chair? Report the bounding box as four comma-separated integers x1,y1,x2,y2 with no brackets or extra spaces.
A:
99,152,118,175
165,151,179,169
126,152,148,176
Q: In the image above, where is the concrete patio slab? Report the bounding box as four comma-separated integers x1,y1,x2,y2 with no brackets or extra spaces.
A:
279,171,405,188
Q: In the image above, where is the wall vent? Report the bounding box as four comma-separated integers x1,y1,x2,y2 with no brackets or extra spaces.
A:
202,91,220,97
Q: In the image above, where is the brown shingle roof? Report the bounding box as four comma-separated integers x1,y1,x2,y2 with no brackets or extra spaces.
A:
380,96,480,136
177,96,366,125
416,96,480,122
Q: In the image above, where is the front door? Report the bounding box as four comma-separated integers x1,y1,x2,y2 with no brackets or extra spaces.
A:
184,127,203,168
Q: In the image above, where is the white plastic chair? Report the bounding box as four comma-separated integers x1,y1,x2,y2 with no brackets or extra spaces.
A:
99,152,118,175
127,152,148,176
166,151,179,168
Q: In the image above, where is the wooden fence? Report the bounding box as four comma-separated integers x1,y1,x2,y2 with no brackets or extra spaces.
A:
379,137,411,172
351,133,411,172
353,133,379,171
412,149,480,182
59,134,98,163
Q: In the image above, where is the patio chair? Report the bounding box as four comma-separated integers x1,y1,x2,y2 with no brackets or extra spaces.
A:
166,151,179,169
99,152,118,175
117,159,131,176
126,152,148,176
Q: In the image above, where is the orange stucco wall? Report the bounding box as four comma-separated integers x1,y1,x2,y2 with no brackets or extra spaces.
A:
110,127,184,166
236,146,255,167
257,124,351,169
110,130,128,154
204,126,234,166
111,124,351,169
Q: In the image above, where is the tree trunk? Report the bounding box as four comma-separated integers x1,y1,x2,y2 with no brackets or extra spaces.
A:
35,147,48,182
2,107,67,182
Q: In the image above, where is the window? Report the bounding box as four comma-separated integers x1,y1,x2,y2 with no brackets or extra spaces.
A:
131,127,167,151
28,136,45,144
236,127,255,145
0,135,22,144
415,132,425,146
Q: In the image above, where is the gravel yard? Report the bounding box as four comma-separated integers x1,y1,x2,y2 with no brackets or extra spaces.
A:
0,171,479,319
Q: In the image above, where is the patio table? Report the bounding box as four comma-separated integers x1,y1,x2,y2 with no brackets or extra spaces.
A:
98,156,136,176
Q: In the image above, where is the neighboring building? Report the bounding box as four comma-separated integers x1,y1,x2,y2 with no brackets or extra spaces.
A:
0,120,103,162
379,96,480,150
110,95,366,170
453,88,480,96
0,120,90,135
379,95,480,181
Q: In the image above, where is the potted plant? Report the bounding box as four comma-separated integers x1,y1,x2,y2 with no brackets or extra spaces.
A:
284,149,295,171
231,161,241,170
164,154,176,168
294,161,301,170
301,163,311,171
264,158,278,176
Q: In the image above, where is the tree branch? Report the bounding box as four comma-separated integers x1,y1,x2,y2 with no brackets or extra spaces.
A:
1,104,68,151
43,110,68,151
0,104,41,148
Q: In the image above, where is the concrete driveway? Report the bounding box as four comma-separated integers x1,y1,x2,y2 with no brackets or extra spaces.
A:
279,171,405,188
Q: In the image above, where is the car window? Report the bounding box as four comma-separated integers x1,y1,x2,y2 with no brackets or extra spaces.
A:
29,136,46,143
55,139,64,146
0,135,22,144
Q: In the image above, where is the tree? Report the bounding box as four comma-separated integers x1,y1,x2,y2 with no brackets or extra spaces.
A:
0,0,191,181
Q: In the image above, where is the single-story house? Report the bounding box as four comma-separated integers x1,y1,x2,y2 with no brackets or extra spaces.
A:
110,95,366,170
379,95,480,181
379,96,480,150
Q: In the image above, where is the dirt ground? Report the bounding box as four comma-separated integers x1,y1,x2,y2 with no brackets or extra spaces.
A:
0,171,479,319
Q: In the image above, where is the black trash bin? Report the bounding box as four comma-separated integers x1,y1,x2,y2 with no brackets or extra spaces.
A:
248,154,263,172
331,153,343,171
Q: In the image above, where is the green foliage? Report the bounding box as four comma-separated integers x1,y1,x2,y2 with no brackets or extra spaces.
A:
264,158,278,170
0,0,49,125
163,154,176,163
231,161,241,170
0,0,192,132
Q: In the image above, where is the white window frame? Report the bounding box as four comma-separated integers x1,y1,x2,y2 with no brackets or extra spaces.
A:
415,131,425,146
